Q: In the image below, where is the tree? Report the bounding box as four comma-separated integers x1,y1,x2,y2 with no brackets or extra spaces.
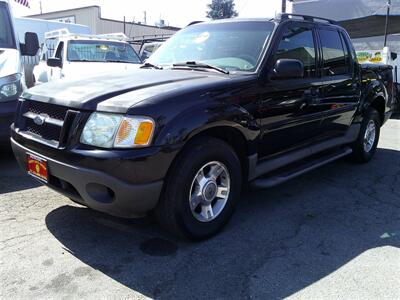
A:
206,0,238,20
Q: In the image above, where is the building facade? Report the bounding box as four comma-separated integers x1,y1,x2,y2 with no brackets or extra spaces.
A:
27,6,179,38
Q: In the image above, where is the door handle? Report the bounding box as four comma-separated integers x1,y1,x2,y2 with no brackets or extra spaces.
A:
303,88,321,106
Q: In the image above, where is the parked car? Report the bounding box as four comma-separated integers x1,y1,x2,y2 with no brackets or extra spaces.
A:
33,30,142,85
130,34,171,61
11,14,395,240
0,0,38,144
139,41,163,61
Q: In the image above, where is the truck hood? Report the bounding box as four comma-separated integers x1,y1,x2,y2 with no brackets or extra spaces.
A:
62,61,141,80
0,48,21,78
23,69,232,113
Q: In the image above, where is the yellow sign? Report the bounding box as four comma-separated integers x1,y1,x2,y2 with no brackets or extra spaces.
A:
356,51,382,64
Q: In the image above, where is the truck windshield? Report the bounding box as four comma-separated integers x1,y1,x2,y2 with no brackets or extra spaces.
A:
148,21,275,72
67,40,141,64
0,2,16,49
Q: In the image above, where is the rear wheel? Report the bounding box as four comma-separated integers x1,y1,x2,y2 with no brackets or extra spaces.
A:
155,137,242,240
350,108,381,163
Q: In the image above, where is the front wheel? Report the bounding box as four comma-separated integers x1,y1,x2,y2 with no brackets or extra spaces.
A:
350,107,381,163
155,137,242,240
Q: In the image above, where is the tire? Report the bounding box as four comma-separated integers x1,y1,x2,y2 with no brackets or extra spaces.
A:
350,107,381,163
155,137,242,240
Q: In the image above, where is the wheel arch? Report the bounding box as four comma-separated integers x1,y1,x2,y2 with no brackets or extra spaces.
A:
369,95,386,125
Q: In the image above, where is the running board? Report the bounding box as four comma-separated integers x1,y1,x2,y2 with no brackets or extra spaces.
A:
250,147,353,189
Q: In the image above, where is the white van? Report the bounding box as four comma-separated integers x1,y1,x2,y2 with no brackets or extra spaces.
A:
0,0,38,144
14,17,91,87
33,30,142,85
14,17,91,46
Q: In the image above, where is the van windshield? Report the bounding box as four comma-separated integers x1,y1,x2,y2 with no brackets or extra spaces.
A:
0,2,16,49
148,21,275,72
67,40,141,64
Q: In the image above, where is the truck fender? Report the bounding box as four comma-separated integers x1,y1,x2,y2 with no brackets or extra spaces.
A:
360,79,387,113
154,102,260,152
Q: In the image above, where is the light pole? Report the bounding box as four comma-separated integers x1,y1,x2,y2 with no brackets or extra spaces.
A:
384,0,391,47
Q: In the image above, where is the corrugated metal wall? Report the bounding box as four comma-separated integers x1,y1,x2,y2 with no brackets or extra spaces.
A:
28,6,177,38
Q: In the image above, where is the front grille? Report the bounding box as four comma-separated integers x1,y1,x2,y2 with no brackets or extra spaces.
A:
26,101,68,121
17,100,77,147
25,118,62,142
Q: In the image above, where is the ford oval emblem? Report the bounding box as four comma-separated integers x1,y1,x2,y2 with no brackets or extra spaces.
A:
33,115,46,126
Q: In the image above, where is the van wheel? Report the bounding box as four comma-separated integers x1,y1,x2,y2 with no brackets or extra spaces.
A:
350,108,381,163
156,137,242,240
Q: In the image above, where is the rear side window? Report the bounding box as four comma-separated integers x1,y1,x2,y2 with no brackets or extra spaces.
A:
276,26,316,77
319,29,348,76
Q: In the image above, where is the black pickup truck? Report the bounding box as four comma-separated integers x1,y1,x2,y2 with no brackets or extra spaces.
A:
11,14,395,240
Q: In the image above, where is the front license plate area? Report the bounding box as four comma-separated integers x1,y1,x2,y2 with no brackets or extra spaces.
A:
27,153,48,182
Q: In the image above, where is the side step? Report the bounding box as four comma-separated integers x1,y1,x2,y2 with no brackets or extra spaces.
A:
250,147,353,189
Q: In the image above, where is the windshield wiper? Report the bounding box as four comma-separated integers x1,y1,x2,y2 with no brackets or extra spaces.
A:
140,62,163,70
172,61,229,74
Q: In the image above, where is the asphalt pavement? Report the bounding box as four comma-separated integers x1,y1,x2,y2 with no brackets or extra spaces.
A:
1,119,399,299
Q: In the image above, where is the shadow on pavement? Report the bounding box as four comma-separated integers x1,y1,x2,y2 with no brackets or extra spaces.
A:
0,145,40,194
45,148,400,298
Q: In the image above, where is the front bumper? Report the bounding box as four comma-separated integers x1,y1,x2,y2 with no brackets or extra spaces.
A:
12,138,165,218
0,99,18,143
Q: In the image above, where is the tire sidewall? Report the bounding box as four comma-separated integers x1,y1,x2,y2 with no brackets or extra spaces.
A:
355,108,381,162
169,139,242,240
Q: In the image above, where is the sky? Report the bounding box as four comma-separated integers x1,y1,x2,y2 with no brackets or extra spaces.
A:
11,0,288,28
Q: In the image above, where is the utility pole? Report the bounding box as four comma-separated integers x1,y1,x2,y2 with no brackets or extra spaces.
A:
143,11,147,24
123,16,126,34
282,0,286,13
384,0,391,47
39,0,43,14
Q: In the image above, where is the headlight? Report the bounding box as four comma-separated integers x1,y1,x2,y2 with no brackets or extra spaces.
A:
80,112,155,148
0,74,22,101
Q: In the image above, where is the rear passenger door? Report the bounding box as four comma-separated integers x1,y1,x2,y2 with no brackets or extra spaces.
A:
317,27,360,137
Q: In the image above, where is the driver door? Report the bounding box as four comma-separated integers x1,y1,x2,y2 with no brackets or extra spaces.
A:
49,41,64,81
256,22,326,158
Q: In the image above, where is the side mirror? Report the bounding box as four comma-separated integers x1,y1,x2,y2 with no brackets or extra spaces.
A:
47,58,62,68
20,32,39,56
272,59,304,79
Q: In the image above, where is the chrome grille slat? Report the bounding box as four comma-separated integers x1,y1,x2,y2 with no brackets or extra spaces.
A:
23,111,64,127
18,100,72,148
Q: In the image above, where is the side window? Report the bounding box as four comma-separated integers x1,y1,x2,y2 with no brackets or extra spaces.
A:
319,29,347,76
275,26,316,77
55,42,64,60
